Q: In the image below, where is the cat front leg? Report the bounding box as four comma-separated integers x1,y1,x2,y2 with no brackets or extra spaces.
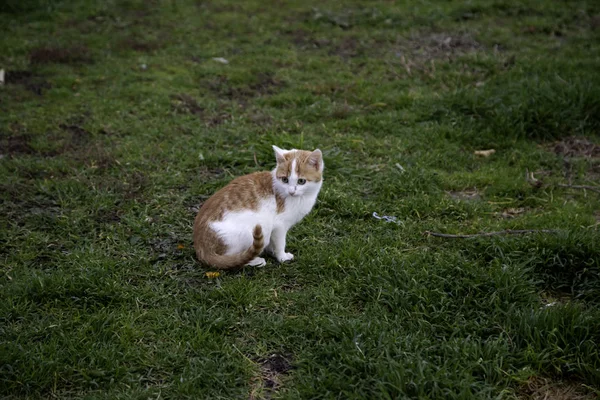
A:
269,227,294,263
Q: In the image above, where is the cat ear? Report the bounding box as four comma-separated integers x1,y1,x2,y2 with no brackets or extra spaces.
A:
272,145,286,164
307,149,323,171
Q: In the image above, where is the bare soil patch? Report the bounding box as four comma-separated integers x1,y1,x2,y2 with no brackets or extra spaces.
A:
551,136,600,159
329,37,364,58
59,123,91,146
286,29,330,49
119,37,164,52
393,32,483,66
591,15,600,30
206,73,284,100
171,94,204,115
171,94,231,126
0,134,35,156
3,70,51,95
250,353,293,400
94,208,122,224
29,45,93,65
285,29,370,59
247,111,273,127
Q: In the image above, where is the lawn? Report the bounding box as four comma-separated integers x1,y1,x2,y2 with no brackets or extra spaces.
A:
1,0,600,398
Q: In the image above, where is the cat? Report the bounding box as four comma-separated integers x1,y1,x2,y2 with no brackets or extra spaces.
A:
193,146,324,269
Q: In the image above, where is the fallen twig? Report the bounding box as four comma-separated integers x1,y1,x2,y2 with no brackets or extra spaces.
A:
557,184,600,194
525,169,600,194
424,229,558,239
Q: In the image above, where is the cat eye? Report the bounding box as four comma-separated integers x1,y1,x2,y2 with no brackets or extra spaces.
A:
297,178,306,185
281,177,289,183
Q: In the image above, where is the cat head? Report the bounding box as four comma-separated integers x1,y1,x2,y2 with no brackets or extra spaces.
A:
272,145,323,198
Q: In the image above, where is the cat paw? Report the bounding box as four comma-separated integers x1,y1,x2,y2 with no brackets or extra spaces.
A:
277,252,294,263
247,257,266,267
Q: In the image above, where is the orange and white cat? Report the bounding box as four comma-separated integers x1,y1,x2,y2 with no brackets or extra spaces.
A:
193,146,323,269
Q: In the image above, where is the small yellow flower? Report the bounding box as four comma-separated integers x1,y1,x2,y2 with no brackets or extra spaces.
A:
177,244,185,250
205,271,221,279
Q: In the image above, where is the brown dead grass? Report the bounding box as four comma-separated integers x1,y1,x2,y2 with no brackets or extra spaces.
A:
518,377,598,400
447,188,481,201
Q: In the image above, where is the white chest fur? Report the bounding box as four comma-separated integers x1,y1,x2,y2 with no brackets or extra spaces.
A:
276,191,318,229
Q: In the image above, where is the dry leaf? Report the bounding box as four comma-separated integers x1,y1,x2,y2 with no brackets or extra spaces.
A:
474,149,496,157
501,207,526,218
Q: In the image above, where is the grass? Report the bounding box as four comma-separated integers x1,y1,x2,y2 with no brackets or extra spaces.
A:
1,0,600,398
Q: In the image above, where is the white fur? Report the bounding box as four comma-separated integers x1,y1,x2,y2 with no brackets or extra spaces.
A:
210,147,323,266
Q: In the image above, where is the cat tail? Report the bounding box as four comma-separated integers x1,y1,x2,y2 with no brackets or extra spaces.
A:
205,225,264,270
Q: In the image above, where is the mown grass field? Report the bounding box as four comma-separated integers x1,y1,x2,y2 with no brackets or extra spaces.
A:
1,0,600,398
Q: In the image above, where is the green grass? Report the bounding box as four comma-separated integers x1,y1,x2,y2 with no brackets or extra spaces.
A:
1,0,600,398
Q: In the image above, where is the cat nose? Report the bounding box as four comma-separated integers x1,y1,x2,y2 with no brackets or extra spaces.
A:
288,187,296,195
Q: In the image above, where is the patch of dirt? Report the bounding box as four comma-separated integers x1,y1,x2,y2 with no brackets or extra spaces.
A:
286,29,331,49
3,70,52,95
72,144,116,170
195,1,241,13
59,123,91,146
245,73,283,96
285,29,369,59
392,32,483,69
1,189,61,228
551,136,600,159
1,119,107,161
171,94,204,115
4,70,33,84
171,94,231,126
591,15,600,30
410,32,481,56
123,171,148,200
310,8,351,29
29,45,93,65
207,73,284,100
94,208,122,224
247,111,273,127
447,189,481,201
0,134,35,156
64,11,116,33
518,376,597,400
331,103,355,119
250,353,293,400
149,234,187,261
329,37,364,58
119,37,163,52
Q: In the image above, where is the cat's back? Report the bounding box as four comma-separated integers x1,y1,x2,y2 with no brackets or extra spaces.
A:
196,171,275,221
